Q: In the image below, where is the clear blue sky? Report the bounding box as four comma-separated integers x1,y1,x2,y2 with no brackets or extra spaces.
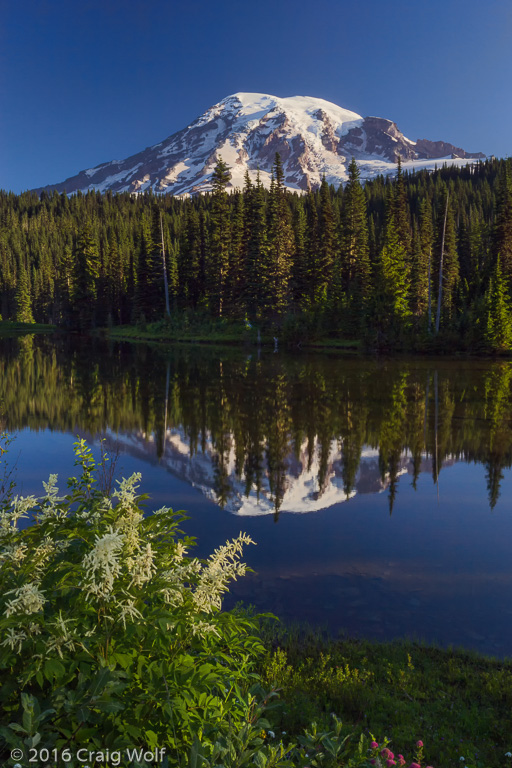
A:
1,0,511,193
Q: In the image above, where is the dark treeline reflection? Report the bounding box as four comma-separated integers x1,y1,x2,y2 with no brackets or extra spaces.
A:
2,335,512,514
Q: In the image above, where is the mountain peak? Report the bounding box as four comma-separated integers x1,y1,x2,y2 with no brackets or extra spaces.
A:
34,93,485,196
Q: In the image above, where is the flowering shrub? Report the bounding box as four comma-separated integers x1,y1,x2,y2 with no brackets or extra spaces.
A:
0,440,272,766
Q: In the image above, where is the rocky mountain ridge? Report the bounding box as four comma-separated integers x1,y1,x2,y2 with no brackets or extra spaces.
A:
35,92,486,196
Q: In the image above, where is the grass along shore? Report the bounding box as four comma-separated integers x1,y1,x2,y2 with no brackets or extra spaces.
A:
0,320,56,335
254,616,512,768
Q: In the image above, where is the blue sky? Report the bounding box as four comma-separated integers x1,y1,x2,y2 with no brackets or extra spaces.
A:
2,0,511,193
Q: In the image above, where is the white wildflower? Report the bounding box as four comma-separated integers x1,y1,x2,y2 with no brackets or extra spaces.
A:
173,541,187,562
37,475,66,520
191,620,220,638
117,598,143,628
192,533,254,613
153,505,172,516
128,543,156,587
1,627,27,652
28,622,42,635
45,634,76,659
113,473,142,508
115,508,143,555
161,587,184,606
0,495,37,540
267,730,275,739
82,529,124,600
0,543,28,564
5,582,46,617
31,536,56,575
161,558,202,585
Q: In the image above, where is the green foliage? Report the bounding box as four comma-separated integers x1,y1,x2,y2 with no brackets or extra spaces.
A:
0,440,267,765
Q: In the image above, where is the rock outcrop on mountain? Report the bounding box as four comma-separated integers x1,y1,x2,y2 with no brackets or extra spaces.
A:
35,93,485,196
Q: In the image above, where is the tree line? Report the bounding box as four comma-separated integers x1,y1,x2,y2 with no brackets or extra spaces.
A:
1,155,511,349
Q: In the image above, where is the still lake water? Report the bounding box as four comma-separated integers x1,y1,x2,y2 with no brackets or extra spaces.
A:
3,333,512,657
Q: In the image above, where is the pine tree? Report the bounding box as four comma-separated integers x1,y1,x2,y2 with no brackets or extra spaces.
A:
313,175,335,307
209,157,231,316
338,158,370,331
485,255,512,350
266,153,294,318
73,223,99,330
433,185,459,329
493,159,512,287
14,262,34,323
244,170,268,320
391,157,412,256
291,199,308,309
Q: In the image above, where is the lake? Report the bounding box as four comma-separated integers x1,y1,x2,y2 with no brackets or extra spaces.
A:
2,333,512,658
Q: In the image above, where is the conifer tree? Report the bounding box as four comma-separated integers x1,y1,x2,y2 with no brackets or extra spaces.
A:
391,157,412,257
73,223,99,330
493,159,512,287
433,186,459,328
267,153,294,318
314,176,336,307
244,170,267,320
291,199,308,309
180,204,201,308
209,157,231,316
226,192,245,317
338,158,370,331
485,255,512,350
14,262,34,323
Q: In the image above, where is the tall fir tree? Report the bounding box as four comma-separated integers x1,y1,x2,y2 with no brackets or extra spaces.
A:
485,255,512,350
337,158,370,331
14,261,34,323
266,153,294,318
73,223,99,331
433,185,459,328
493,159,512,287
209,157,231,316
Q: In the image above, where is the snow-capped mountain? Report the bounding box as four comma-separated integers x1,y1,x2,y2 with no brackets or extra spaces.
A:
36,93,485,196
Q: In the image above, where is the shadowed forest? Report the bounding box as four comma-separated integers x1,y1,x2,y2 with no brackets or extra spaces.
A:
1,156,512,350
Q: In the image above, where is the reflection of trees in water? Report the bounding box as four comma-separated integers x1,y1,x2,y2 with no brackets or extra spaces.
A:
2,336,512,512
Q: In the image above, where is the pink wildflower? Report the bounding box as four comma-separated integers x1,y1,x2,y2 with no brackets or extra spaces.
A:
371,742,379,749
381,748,391,758
409,763,421,768
416,741,424,748
398,758,406,767
387,761,397,767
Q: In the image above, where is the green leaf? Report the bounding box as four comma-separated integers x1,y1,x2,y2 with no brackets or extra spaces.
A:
44,657,65,682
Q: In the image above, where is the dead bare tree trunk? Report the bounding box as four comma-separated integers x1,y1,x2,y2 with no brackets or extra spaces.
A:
435,191,449,334
427,246,432,333
160,212,171,317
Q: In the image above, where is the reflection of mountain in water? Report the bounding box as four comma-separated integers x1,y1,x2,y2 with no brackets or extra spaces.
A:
0,336,509,515
106,428,455,516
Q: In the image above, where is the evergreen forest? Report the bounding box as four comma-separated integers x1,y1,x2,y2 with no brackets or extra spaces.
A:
1,154,512,350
